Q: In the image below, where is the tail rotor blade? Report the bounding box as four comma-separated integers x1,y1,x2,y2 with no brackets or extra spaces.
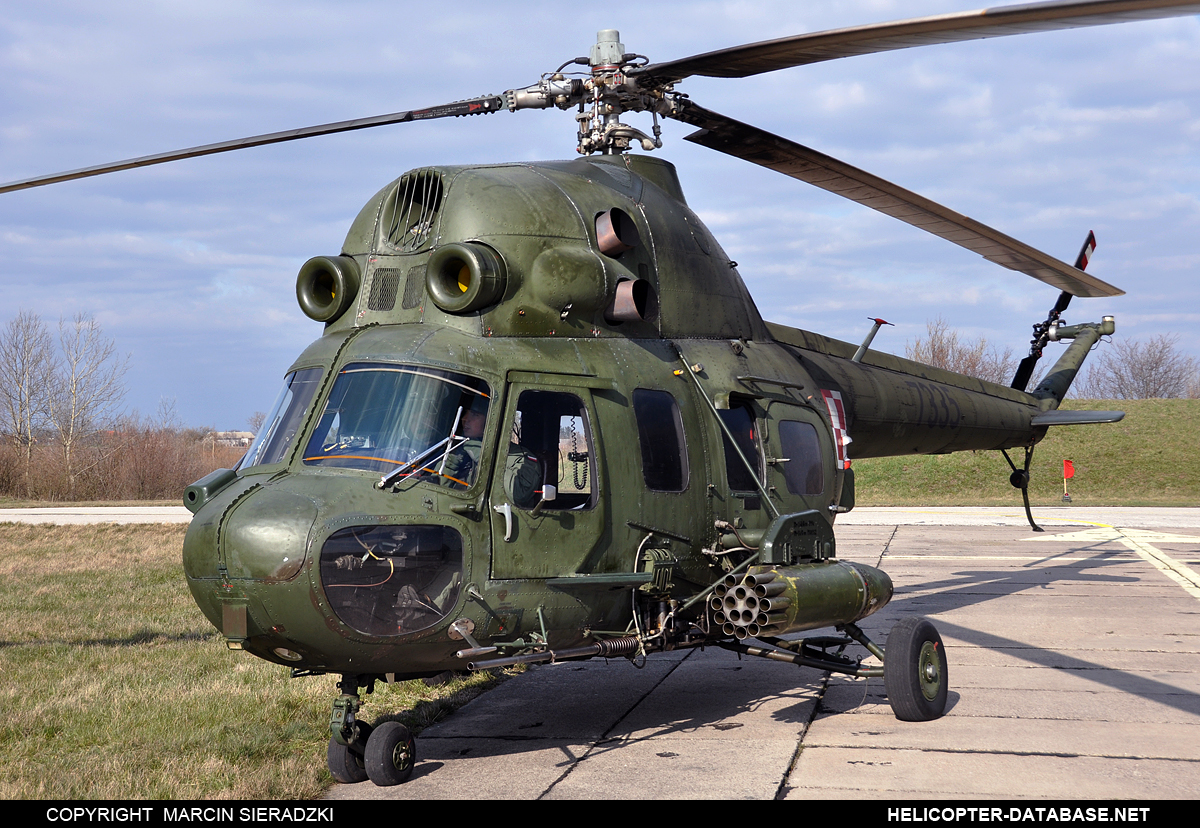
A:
1073,229,1097,272
1011,232,1098,390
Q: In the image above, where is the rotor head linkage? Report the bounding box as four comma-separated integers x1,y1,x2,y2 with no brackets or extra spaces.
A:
505,30,674,155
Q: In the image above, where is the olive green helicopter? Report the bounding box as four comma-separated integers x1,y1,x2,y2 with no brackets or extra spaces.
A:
5,0,1194,788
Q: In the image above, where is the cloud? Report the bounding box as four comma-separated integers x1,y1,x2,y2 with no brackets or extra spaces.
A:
2,0,1198,425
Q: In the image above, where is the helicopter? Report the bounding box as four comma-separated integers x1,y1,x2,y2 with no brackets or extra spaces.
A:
3,0,1195,788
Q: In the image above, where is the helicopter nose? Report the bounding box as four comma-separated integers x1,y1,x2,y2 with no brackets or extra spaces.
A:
222,488,318,581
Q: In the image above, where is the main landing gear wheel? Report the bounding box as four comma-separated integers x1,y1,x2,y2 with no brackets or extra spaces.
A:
326,722,372,784
365,721,417,786
884,616,948,722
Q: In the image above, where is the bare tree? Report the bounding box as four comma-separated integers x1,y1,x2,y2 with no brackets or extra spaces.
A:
906,317,1018,385
46,313,129,497
0,310,57,497
247,411,267,434
1074,334,1198,399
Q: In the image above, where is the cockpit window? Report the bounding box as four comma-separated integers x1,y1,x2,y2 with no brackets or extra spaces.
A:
505,390,595,511
240,368,324,469
302,363,490,489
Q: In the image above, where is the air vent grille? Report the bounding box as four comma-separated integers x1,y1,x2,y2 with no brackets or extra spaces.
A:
383,170,444,252
402,265,426,310
367,268,402,311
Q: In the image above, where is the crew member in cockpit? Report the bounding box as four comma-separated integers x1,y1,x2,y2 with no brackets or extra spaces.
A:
438,397,487,489
438,395,543,508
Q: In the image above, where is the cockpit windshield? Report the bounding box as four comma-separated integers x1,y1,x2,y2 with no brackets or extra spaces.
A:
240,367,324,470
302,363,490,489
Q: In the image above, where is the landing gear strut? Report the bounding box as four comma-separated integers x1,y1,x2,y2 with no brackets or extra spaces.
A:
327,674,418,786
721,617,949,722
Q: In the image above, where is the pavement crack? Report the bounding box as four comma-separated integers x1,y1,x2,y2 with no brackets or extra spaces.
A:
774,524,893,799
875,525,900,567
775,670,831,800
536,650,695,799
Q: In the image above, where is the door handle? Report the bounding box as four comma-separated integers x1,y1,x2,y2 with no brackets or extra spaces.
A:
493,502,513,542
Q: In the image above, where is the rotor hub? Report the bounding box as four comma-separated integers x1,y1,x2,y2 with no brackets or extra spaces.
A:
504,30,678,156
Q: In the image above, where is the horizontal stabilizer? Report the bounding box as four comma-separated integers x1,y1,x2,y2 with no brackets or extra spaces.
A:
1030,410,1125,426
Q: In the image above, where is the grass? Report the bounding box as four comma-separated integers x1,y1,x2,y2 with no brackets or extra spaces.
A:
0,523,514,799
854,398,1200,506
0,499,180,508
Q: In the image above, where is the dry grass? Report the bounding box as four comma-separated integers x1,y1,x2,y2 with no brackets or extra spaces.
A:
0,523,512,799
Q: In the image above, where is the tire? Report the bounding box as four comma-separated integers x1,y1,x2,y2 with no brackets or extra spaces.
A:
365,721,417,786
884,616,948,722
327,735,369,784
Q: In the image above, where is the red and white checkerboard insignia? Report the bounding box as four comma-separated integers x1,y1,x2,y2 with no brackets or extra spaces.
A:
820,389,852,470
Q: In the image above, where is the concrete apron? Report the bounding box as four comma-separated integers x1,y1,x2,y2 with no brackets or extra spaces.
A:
327,508,1200,800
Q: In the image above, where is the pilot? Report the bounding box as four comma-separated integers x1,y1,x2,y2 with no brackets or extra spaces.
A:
505,442,543,509
438,398,487,489
438,396,544,506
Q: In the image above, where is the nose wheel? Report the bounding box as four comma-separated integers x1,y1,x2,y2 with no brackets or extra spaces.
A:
883,616,948,722
364,721,417,786
327,675,417,786
326,720,371,784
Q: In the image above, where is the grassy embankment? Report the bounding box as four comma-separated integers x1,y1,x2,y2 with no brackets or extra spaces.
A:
0,523,513,799
854,398,1199,506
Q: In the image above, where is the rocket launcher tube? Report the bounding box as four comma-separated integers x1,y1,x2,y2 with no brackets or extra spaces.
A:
711,562,893,640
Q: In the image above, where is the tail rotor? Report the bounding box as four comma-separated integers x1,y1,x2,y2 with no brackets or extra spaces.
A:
1011,231,1097,392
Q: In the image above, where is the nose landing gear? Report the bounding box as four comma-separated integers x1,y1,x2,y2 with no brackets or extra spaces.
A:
327,675,417,786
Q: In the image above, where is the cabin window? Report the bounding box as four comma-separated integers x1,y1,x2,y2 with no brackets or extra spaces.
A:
320,524,462,637
778,420,825,495
718,402,762,492
632,389,688,492
240,367,324,469
302,363,491,489
506,390,595,510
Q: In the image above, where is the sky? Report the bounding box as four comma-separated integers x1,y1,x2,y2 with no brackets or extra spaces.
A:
2,0,1198,429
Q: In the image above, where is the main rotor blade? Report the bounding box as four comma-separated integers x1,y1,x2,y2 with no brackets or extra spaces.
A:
672,101,1122,298
0,96,505,195
639,0,1200,83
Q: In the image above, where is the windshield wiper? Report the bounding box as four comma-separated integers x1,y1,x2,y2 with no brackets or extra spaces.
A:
377,406,466,489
